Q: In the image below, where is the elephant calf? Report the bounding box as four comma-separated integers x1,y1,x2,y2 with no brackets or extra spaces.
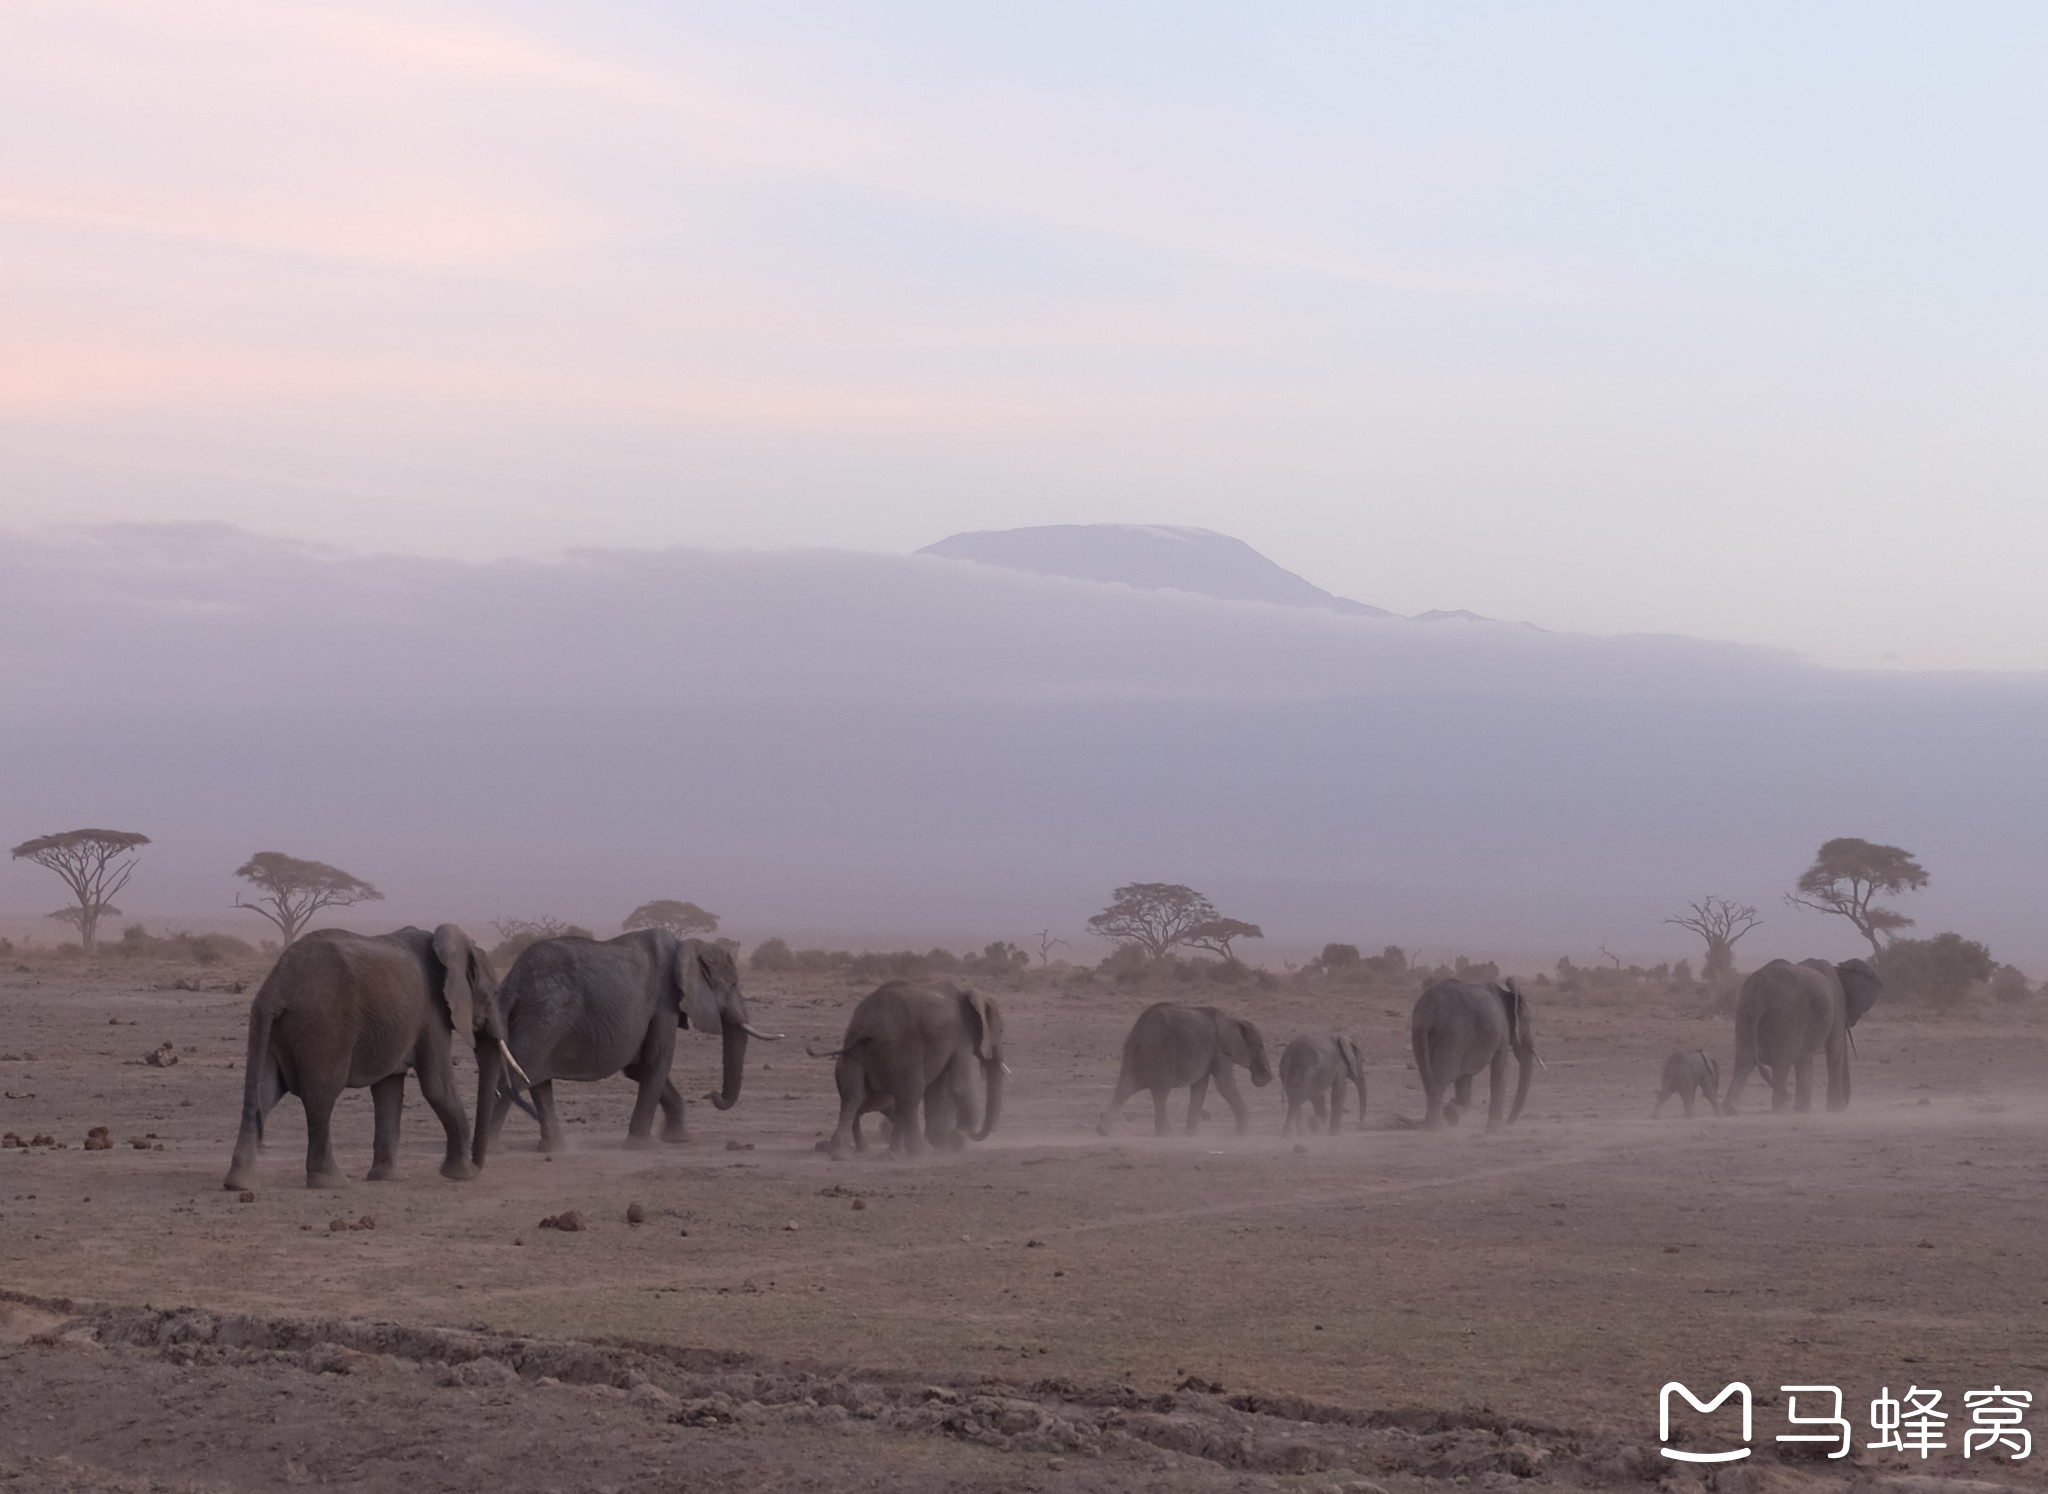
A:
1654,1049,1720,1118
1279,1033,1366,1136
1099,1002,1272,1137
817,982,1005,1160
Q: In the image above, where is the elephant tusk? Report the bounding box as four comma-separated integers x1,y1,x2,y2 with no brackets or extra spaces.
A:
498,1039,532,1088
1001,1063,1013,1076
1534,1052,1551,1071
739,1023,785,1040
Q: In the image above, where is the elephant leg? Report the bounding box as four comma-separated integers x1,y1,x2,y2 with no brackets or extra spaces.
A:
1680,1087,1695,1120
367,1073,406,1181
1212,1067,1250,1135
827,1061,865,1160
1281,1101,1299,1136
1421,1071,1447,1129
659,1079,689,1141
1309,1094,1329,1133
1824,1031,1851,1112
1151,1086,1172,1136
622,1061,688,1144
1793,1057,1815,1113
1097,1067,1140,1136
414,1058,476,1181
1484,1055,1509,1132
891,1080,926,1157
1185,1075,1211,1135
623,1038,673,1148
301,1085,347,1190
530,1080,567,1153
1453,1074,1475,1109
1328,1079,1345,1134
487,1077,515,1142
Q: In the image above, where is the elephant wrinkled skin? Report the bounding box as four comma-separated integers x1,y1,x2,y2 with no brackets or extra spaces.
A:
223,924,505,1191
482,931,771,1161
818,981,1004,1159
1098,1002,1272,1137
1279,1033,1366,1136
1721,957,1881,1114
1410,978,1539,1131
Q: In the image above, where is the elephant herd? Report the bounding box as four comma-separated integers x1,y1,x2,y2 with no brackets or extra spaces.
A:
218,922,1885,1191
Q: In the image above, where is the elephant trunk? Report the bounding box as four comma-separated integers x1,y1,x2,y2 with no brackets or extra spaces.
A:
470,1034,501,1169
974,1055,1004,1141
1507,1047,1535,1123
710,1019,749,1110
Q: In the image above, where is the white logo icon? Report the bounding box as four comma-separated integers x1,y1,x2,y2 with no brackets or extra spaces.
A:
1660,1382,1753,1464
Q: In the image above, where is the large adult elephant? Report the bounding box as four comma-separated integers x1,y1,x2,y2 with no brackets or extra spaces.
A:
1721,957,1881,1114
1279,1033,1366,1136
1410,977,1539,1131
480,931,773,1159
816,981,1004,1159
1098,1002,1272,1137
222,924,514,1191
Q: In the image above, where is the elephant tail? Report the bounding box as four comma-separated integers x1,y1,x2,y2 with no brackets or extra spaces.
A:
238,1001,282,1142
1410,1023,1432,1091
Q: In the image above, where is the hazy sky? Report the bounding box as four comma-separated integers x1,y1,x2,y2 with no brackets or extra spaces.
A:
4,3,2045,669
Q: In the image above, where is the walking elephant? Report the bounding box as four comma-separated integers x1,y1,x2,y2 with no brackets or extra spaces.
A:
1410,977,1539,1131
1654,1049,1721,1118
1279,1033,1366,1136
223,924,514,1191
814,981,1004,1159
1721,957,1881,1114
480,930,774,1160
1098,1002,1272,1137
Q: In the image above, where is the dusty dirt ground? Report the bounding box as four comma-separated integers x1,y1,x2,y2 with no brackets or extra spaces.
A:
3,953,2046,1492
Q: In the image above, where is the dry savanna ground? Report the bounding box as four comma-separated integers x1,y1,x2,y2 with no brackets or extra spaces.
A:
3,950,2046,1492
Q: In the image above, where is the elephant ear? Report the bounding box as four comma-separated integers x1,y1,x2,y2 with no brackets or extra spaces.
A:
966,990,1003,1061
1338,1037,1364,1085
1212,1012,1251,1066
675,938,723,1033
1495,981,1522,1048
1836,959,1883,1028
430,923,476,1037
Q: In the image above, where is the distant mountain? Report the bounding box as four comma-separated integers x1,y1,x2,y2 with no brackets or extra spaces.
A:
3,524,2043,964
920,524,1398,617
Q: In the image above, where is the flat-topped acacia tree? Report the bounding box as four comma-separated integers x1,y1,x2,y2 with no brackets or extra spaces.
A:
232,851,383,947
622,900,720,940
10,828,150,952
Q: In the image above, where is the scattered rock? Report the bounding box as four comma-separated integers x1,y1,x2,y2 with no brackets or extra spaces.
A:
83,1126,112,1151
1917,1239,1934,1249
353,1215,376,1231
724,1140,754,1152
144,1043,179,1068
539,1210,587,1232
329,1218,348,1232
129,1136,152,1149
851,1198,865,1211
237,1190,255,1204
626,1202,646,1225
0,1133,19,1149
1025,1238,1044,1248
783,1220,799,1232
1293,1143,1308,1154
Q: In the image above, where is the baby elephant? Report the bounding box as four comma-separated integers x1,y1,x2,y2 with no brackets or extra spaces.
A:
1279,1033,1366,1136
1099,1002,1272,1136
1655,1049,1722,1118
